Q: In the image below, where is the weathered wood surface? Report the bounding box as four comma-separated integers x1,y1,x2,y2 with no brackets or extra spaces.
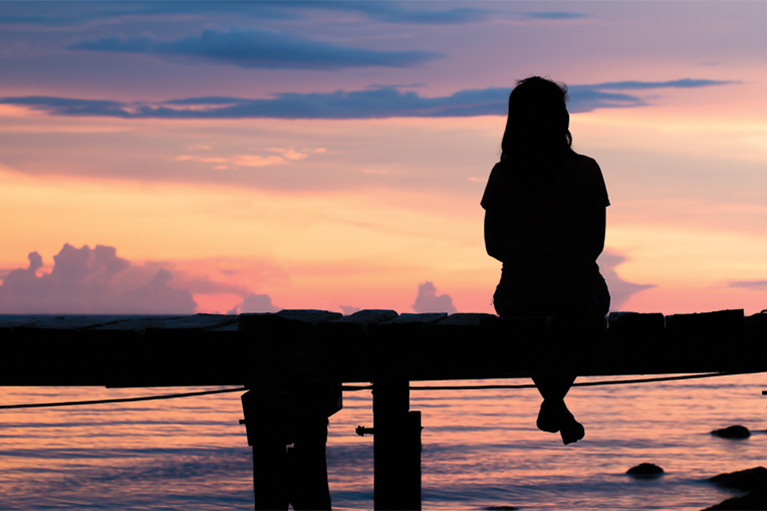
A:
0,309,765,387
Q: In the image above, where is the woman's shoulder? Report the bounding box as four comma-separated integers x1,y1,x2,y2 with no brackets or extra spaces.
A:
569,151,600,169
567,152,605,182
486,159,512,185
491,159,510,172
567,151,609,205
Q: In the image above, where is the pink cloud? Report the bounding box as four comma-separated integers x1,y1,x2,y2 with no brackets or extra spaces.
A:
340,305,361,315
228,293,280,314
169,273,251,298
412,281,456,314
598,250,655,310
169,257,288,313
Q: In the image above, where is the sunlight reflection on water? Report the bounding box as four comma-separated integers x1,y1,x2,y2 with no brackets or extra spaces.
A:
0,373,765,510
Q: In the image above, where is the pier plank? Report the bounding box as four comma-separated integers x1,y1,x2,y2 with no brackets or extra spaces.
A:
1,309,766,386
608,312,665,332
666,309,744,333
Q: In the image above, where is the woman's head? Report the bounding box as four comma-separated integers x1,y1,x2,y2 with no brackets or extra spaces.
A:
501,76,572,160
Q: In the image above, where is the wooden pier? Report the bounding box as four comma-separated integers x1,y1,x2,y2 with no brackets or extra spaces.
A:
1,308,766,509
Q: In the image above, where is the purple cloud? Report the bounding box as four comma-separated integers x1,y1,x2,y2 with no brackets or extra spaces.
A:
339,305,361,315
310,3,496,24
1,79,735,120
1,2,496,28
728,280,767,290
524,12,588,20
228,293,280,315
412,281,456,314
70,28,442,70
598,250,656,311
0,244,196,314
173,274,251,298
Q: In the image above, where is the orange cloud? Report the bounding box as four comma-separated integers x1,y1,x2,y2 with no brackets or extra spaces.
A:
174,147,319,169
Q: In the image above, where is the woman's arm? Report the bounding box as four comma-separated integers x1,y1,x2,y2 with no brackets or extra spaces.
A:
589,207,606,259
484,209,506,262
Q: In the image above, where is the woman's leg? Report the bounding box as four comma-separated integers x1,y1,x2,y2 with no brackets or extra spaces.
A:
495,283,589,444
532,373,575,402
533,373,584,444
532,373,573,433
533,285,607,444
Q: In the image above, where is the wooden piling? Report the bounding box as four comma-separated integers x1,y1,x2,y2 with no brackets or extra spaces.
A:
239,311,342,511
241,384,335,511
373,379,422,510
242,388,289,511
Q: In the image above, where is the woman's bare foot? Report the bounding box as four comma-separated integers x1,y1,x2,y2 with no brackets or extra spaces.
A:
536,399,585,444
536,399,563,433
559,413,585,445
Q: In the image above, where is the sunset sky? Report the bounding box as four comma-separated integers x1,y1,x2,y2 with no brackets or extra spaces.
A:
2,1,767,315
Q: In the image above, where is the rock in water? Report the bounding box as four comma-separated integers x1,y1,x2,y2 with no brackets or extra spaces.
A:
626,463,664,477
711,425,751,439
704,488,767,510
708,467,767,491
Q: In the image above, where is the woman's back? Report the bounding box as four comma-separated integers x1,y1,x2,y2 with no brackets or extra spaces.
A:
483,152,606,263
483,77,610,318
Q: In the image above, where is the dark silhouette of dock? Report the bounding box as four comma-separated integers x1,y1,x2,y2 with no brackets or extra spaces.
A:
0,308,764,509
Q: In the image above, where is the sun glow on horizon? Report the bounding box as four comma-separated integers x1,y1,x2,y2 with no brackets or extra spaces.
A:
3,2,767,316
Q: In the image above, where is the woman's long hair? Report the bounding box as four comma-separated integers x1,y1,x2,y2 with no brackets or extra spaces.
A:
501,76,572,162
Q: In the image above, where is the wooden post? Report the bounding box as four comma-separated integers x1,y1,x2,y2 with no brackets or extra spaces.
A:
239,311,342,510
373,379,422,510
286,414,332,510
241,388,289,511
241,384,336,511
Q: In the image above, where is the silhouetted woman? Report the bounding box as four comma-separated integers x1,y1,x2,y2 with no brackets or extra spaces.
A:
481,76,610,444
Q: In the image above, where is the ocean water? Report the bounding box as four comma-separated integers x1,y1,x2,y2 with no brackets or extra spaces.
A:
0,374,766,510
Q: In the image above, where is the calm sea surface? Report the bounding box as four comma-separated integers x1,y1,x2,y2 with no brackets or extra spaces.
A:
1,373,766,510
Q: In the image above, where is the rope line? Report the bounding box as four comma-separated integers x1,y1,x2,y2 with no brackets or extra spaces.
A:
342,370,765,392
0,387,247,410
0,370,762,410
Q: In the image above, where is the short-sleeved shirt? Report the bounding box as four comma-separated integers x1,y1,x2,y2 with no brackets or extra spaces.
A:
481,152,609,306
